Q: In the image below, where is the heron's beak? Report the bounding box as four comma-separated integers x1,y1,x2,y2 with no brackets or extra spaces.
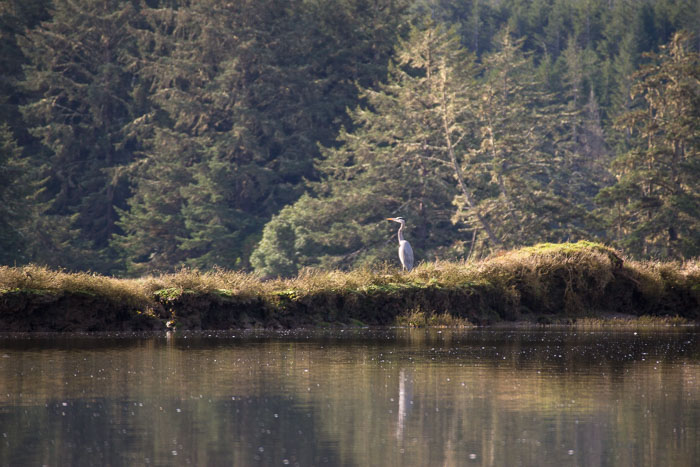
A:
386,217,397,222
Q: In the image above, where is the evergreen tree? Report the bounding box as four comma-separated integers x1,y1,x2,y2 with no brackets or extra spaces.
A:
0,124,31,263
420,0,501,56
558,36,611,198
597,31,700,258
459,29,592,251
117,0,410,273
112,128,193,274
0,0,50,131
18,0,140,271
252,21,473,276
249,205,301,278
0,0,52,265
570,0,606,50
252,19,614,276
4,0,698,272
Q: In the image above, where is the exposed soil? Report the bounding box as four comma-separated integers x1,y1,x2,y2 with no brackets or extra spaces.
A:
1,264,697,332
0,290,163,332
2,242,698,332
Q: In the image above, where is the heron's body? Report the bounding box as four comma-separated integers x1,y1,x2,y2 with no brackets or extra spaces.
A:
398,240,414,272
387,217,414,271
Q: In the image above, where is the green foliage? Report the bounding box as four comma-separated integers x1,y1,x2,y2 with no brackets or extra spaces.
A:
252,20,470,276
112,129,193,275
251,19,614,276
16,0,142,271
0,0,50,130
457,28,596,251
1,0,698,273
597,31,700,258
113,0,410,274
154,287,184,302
0,124,31,262
250,208,300,278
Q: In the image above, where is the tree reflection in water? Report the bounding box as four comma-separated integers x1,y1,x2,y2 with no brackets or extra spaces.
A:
0,328,697,466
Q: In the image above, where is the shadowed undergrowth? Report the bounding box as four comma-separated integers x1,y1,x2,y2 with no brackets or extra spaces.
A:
0,242,698,331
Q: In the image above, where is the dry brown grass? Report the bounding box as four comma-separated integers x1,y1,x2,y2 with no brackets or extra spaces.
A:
0,264,148,307
0,241,625,298
2,242,698,326
136,266,270,297
396,307,476,327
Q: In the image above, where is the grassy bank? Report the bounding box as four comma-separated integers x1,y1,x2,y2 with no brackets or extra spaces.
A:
0,242,698,331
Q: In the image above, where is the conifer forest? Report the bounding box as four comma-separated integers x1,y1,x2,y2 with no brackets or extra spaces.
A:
1,0,698,277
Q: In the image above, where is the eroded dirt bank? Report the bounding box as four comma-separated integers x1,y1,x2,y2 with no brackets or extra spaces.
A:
1,243,698,331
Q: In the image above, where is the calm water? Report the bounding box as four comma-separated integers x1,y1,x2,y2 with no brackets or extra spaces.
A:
0,328,697,466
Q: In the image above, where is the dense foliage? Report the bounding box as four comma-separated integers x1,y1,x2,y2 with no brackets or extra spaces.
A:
1,0,698,275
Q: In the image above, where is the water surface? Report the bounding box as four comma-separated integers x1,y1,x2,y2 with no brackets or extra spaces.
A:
0,328,698,466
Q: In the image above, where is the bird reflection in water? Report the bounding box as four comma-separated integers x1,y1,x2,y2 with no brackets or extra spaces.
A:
396,368,413,440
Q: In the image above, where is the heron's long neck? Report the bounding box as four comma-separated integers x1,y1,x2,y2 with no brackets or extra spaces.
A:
397,224,405,242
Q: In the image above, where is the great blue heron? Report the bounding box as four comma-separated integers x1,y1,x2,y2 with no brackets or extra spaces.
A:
387,217,414,271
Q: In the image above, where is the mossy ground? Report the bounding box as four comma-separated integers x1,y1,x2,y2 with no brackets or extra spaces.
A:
1,242,698,331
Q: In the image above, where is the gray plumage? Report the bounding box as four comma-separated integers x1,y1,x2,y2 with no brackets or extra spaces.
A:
387,217,414,271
